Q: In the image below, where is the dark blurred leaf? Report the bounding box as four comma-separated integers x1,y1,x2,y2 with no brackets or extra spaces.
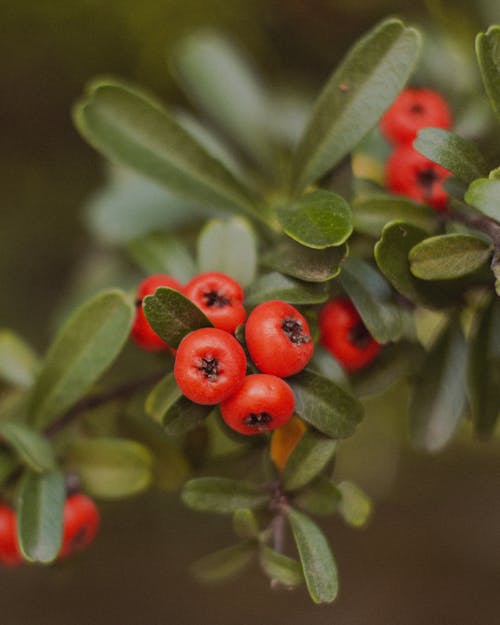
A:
291,19,421,193
308,346,350,388
414,129,488,184
0,450,17,488
290,370,363,439
476,26,500,123
287,507,338,604
282,430,337,492
30,290,133,429
232,508,259,539
127,232,196,284
245,272,329,307
0,330,38,388
337,481,372,527
464,178,500,221
17,469,65,563
191,540,255,584
0,422,55,473
259,545,304,587
182,478,269,514
295,476,341,516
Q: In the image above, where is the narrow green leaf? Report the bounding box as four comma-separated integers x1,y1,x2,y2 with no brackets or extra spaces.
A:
259,545,304,587
0,330,38,388
476,26,500,123
245,272,329,307
409,234,493,280
191,540,255,584
182,478,269,514
464,178,500,221
197,217,257,287
282,430,337,492
290,370,363,439
467,298,500,437
67,438,153,499
0,422,55,473
414,128,488,184
277,191,352,249
232,508,259,539
143,287,212,348
145,373,182,421
30,290,134,429
286,507,338,604
295,477,341,516
409,319,467,452
17,470,65,563
73,81,264,221
127,232,196,284
340,257,402,343
291,19,421,193
337,481,372,528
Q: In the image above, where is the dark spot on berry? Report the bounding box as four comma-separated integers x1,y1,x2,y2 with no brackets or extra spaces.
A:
243,412,273,429
203,290,231,308
70,525,89,550
349,321,373,349
199,356,219,381
282,318,311,345
410,103,425,114
417,167,440,189
135,298,142,308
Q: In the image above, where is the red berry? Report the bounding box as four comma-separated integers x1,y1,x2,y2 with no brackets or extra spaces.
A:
183,272,246,334
245,300,313,378
385,144,451,211
0,504,22,566
220,374,295,435
319,298,380,372
174,328,247,405
380,87,452,145
132,274,183,351
59,494,100,558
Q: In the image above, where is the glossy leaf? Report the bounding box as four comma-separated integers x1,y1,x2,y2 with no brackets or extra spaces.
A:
197,217,257,286
127,232,196,284
464,178,500,221
245,272,329,307
259,545,304,587
0,330,38,388
282,430,337,492
291,19,421,193
337,481,372,528
409,319,467,452
191,540,255,584
476,26,500,123
0,422,55,473
414,128,488,184
340,257,402,343
232,508,259,539
17,469,65,563
277,191,352,249
182,478,269,514
295,477,341,516
30,290,134,429
286,507,338,604
143,287,212,348
290,370,363,439
67,438,153,499
409,234,492,280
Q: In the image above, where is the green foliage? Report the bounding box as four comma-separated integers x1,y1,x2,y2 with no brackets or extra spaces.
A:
190,540,255,584
0,330,38,388
476,26,500,123
282,430,337,492
127,232,197,283
0,422,55,473
259,545,304,587
465,178,500,221
337,481,372,527
182,478,269,514
244,272,329,306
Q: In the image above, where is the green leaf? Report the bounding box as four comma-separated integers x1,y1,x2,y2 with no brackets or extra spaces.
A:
409,319,467,452
352,194,436,237
17,469,65,563
337,481,372,528
409,234,493,280
0,330,38,388
0,422,55,473
197,217,257,287
30,290,133,429
127,232,196,284
259,545,304,587
277,191,352,249
291,19,421,193
295,477,341,516
414,128,488,184
143,287,212,348
282,430,337,492
286,507,338,604
73,81,264,222
232,508,259,539
464,178,500,221
67,438,153,499
191,540,255,584
467,298,500,437
290,370,363,439
340,257,402,343
182,478,269,514
476,26,500,123
245,272,329,307
262,238,347,283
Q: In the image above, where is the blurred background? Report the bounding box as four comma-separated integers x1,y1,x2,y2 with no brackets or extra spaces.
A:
1,1,500,624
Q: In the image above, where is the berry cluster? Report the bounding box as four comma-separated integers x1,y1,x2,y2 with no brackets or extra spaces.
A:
0,494,99,566
380,87,452,211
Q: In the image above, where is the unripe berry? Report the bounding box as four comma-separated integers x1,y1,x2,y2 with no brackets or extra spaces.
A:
59,494,100,558
183,272,246,334
174,328,247,405
0,504,22,566
220,374,295,436
319,298,380,372
245,300,313,378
